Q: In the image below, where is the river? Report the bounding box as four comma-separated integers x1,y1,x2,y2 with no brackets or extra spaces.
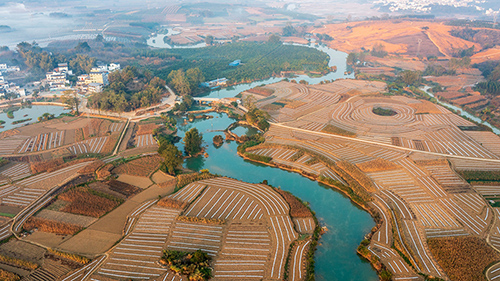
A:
421,86,500,134
169,43,377,280
0,105,69,132
175,113,377,281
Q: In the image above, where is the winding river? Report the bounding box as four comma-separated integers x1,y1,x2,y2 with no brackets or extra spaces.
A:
172,44,377,280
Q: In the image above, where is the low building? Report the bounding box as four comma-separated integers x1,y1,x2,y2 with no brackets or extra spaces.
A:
88,83,103,93
88,68,109,85
201,78,228,88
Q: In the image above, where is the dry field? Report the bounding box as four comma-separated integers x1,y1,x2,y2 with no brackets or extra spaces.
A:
82,177,308,281
112,155,162,177
312,20,479,58
247,80,500,280
58,187,122,218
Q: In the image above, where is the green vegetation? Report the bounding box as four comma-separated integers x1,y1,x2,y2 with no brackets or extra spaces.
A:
0,120,5,124
159,250,212,280
89,66,166,112
11,118,31,125
0,269,19,281
158,141,183,175
38,113,55,122
449,27,479,41
61,90,80,114
244,108,270,131
6,110,14,119
372,107,397,116
321,124,356,137
457,170,500,182
212,135,224,147
475,80,500,96
184,128,203,156
244,153,272,163
172,95,194,112
168,68,205,96
371,43,388,58
236,134,265,154
0,213,15,218
147,41,329,84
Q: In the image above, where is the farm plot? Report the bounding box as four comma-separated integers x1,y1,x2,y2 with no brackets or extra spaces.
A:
113,155,163,177
166,222,223,257
68,136,108,155
438,197,488,236
464,131,500,158
94,207,181,280
450,158,500,171
108,122,124,133
370,200,392,246
474,185,500,197
0,162,31,183
293,218,315,234
167,183,206,204
367,169,434,204
1,187,45,207
17,131,65,153
368,243,418,279
488,262,500,281
0,135,29,155
135,134,156,148
411,203,460,229
215,222,269,280
288,239,311,281
61,255,107,281
423,164,470,194
16,161,90,190
402,220,443,277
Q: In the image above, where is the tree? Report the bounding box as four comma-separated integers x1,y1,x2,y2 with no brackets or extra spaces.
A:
75,42,91,52
205,35,214,45
186,68,205,91
268,34,281,44
168,69,191,96
61,90,80,114
371,43,388,58
399,70,421,86
183,128,203,156
159,142,183,175
95,34,104,42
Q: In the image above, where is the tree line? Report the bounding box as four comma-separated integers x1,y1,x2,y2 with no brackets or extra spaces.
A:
88,66,166,112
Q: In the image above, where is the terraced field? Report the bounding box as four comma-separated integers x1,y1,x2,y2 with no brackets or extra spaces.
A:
81,177,308,281
248,80,500,280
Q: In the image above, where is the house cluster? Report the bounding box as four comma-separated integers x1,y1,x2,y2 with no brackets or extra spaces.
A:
0,64,24,98
76,63,120,94
45,63,72,90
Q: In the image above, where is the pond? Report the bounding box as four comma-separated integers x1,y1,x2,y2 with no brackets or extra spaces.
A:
174,113,378,281
0,105,70,133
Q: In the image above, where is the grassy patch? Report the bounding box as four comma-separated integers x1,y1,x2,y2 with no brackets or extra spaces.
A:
321,124,356,137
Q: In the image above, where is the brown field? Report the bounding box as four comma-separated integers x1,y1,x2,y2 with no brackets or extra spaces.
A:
112,155,162,177
136,124,161,136
77,160,105,174
453,95,487,106
30,158,64,174
115,174,153,189
428,236,500,281
357,158,400,172
312,20,479,58
106,180,140,197
408,100,443,114
157,197,187,209
24,217,82,235
471,46,500,64
427,74,484,89
59,187,121,218
435,91,467,100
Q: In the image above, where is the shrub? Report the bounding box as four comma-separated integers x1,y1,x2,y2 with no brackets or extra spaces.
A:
158,198,188,209
337,161,377,192
321,124,356,137
275,189,312,218
176,172,218,189
96,163,114,180
244,152,272,163
106,180,140,197
0,254,38,270
47,249,90,264
159,250,212,280
176,216,225,225
0,269,19,281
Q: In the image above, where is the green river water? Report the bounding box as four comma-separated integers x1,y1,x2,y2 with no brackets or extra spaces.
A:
175,113,377,281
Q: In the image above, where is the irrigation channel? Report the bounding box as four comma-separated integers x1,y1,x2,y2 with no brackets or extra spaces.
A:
0,105,69,133
173,45,378,280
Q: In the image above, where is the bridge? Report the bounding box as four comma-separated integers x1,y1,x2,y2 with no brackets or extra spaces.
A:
193,97,222,105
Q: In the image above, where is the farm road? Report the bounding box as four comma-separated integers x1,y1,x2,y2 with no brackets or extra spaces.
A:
57,183,176,255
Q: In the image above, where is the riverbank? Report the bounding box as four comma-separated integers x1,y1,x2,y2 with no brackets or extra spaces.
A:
236,143,390,280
